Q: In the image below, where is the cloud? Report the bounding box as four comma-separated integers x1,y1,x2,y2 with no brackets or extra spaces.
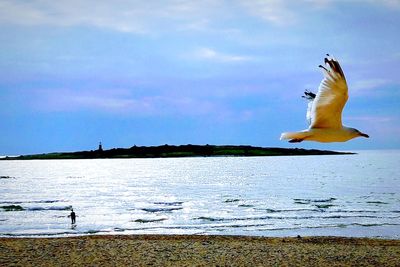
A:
303,0,332,8
370,0,400,9
0,0,223,34
238,0,400,27
350,79,392,92
33,88,153,113
1,0,399,35
32,88,223,117
0,0,337,34
193,47,253,63
30,87,264,123
238,0,297,26
0,0,148,33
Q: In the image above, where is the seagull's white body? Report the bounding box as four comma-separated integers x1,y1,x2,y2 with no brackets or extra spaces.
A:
280,55,369,143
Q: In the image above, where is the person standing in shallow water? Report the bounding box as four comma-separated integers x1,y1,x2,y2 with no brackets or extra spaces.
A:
69,209,76,224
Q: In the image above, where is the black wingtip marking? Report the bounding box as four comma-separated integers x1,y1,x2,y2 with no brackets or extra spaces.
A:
332,60,345,77
322,54,344,77
327,58,335,70
302,90,316,100
319,64,328,72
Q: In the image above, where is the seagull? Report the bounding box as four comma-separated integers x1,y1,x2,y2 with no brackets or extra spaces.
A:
280,55,369,143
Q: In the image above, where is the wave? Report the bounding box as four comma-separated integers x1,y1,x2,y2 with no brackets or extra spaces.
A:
294,197,336,204
153,201,183,206
0,200,64,204
350,223,400,227
256,207,396,214
195,216,224,222
3,221,400,238
258,222,400,232
225,199,240,203
111,221,400,234
194,213,396,222
1,203,72,212
0,229,112,237
288,208,398,215
329,209,400,215
1,205,24,211
209,222,274,229
255,208,320,213
134,218,168,223
314,204,336,209
27,205,73,211
0,175,14,179
366,201,389,205
141,207,183,213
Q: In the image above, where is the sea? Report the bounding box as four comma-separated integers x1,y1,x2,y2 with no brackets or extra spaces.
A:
0,150,399,238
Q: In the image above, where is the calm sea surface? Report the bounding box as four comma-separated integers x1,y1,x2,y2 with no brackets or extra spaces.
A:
0,150,399,238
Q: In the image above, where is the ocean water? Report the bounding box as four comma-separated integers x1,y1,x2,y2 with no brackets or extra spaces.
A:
0,150,399,238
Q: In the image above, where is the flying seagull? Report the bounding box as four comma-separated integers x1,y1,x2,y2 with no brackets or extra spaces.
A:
280,55,369,143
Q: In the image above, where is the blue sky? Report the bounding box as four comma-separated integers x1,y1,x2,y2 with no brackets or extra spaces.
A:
1,0,400,155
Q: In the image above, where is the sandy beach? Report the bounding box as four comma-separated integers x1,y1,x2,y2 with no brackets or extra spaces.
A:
1,235,399,266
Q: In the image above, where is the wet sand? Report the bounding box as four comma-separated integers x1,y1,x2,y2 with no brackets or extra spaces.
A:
1,235,399,266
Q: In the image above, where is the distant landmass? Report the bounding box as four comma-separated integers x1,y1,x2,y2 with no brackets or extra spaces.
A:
1,144,354,160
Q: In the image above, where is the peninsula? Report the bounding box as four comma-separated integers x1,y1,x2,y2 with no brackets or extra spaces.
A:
2,144,353,160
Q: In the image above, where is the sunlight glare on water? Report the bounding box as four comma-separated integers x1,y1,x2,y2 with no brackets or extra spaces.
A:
0,150,399,238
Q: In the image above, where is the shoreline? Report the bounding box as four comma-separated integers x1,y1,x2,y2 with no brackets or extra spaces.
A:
1,235,400,266
1,233,399,240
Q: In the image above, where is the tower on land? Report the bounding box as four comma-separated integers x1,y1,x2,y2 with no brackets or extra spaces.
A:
98,142,103,152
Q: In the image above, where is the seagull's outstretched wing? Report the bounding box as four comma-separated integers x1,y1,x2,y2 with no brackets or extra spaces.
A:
310,55,348,129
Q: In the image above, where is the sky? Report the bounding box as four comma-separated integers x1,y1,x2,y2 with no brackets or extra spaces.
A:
1,0,400,155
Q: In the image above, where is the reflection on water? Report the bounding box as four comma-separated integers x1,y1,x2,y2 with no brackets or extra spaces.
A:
0,150,399,238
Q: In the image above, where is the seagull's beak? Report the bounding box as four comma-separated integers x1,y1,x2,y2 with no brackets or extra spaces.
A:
360,132,369,138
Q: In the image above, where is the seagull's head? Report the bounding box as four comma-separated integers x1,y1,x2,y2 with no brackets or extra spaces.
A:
349,128,369,139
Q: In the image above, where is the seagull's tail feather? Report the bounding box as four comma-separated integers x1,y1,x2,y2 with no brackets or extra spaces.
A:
280,131,310,143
